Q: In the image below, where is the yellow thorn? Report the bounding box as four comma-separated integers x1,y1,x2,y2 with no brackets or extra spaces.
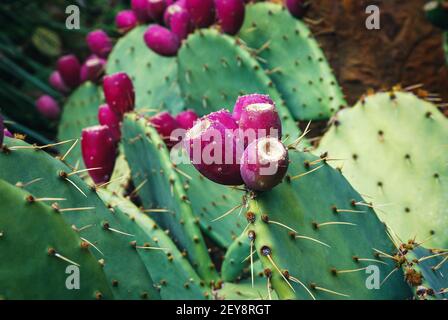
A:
314,286,349,298
212,204,244,222
296,235,330,248
266,255,295,292
60,139,79,161
59,207,95,213
290,165,324,181
64,177,87,197
289,276,316,300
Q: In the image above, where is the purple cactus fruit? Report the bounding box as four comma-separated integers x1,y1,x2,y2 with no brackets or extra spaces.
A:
49,71,69,93
131,0,151,22
57,54,81,88
238,102,282,147
149,111,181,149
164,0,187,26
169,5,193,39
80,55,107,83
240,137,289,191
232,93,274,122
4,128,13,138
35,95,60,120
147,0,168,22
115,10,138,33
175,109,198,130
185,0,215,28
183,112,243,185
207,109,238,130
215,0,245,35
285,0,308,19
102,72,135,118
144,25,180,57
81,125,117,184
86,30,112,58
98,104,121,142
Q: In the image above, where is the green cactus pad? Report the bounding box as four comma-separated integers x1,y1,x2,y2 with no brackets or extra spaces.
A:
122,113,218,283
215,278,278,300
0,179,113,300
0,137,160,300
244,150,412,299
97,189,209,300
221,232,253,282
105,147,131,196
57,82,102,167
107,26,184,114
317,91,448,248
239,3,346,120
177,29,301,141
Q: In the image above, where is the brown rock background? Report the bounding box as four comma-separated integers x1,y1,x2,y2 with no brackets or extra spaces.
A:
305,0,448,106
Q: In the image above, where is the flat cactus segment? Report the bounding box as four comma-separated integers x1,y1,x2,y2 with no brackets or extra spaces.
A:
176,159,246,248
97,190,209,300
221,232,253,282
0,137,160,300
107,26,184,114
317,91,448,248
239,3,346,120
105,148,132,196
122,114,219,283
0,179,113,300
215,278,278,300
177,29,300,140
245,150,412,300
57,82,102,167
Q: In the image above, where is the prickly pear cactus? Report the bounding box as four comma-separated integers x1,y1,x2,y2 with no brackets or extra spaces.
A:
57,82,102,167
122,113,218,283
0,137,161,300
97,189,209,300
239,3,346,120
216,278,278,300
221,232,253,282
317,91,448,249
0,179,113,300
244,150,412,299
177,29,300,140
107,26,184,114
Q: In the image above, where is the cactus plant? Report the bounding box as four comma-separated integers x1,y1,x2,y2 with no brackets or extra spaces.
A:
317,91,448,249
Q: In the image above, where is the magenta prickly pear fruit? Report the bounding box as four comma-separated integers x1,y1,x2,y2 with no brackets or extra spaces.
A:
80,55,106,83
215,0,245,35
4,128,13,138
115,10,138,33
207,109,238,130
149,111,181,149
164,0,187,26
144,25,180,57
35,95,60,120
81,125,117,184
131,0,151,22
98,104,121,142
285,0,308,19
102,72,135,118
175,109,198,130
86,30,112,58
57,54,81,88
147,0,168,22
238,102,282,146
240,137,289,191
49,71,69,93
184,112,243,186
169,5,193,39
232,94,274,123
185,0,215,28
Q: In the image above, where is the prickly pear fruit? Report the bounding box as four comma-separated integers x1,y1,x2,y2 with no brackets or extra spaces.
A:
86,30,112,58
232,94,274,123
131,0,151,22
148,0,168,22
285,0,308,19
240,137,288,191
175,109,198,130
80,55,106,83
4,128,12,138
115,10,138,33
49,71,69,93
215,0,245,35
102,72,135,118
35,95,60,120
184,112,243,185
164,0,187,26
98,104,121,142
207,109,238,130
57,54,81,88
81,125,117,184
169,5,193,39
149,111,181,148
185,0,215,27
144,25,181,57
238,101,282,145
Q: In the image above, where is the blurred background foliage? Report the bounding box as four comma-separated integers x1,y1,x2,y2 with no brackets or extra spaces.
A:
0,0,125,143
